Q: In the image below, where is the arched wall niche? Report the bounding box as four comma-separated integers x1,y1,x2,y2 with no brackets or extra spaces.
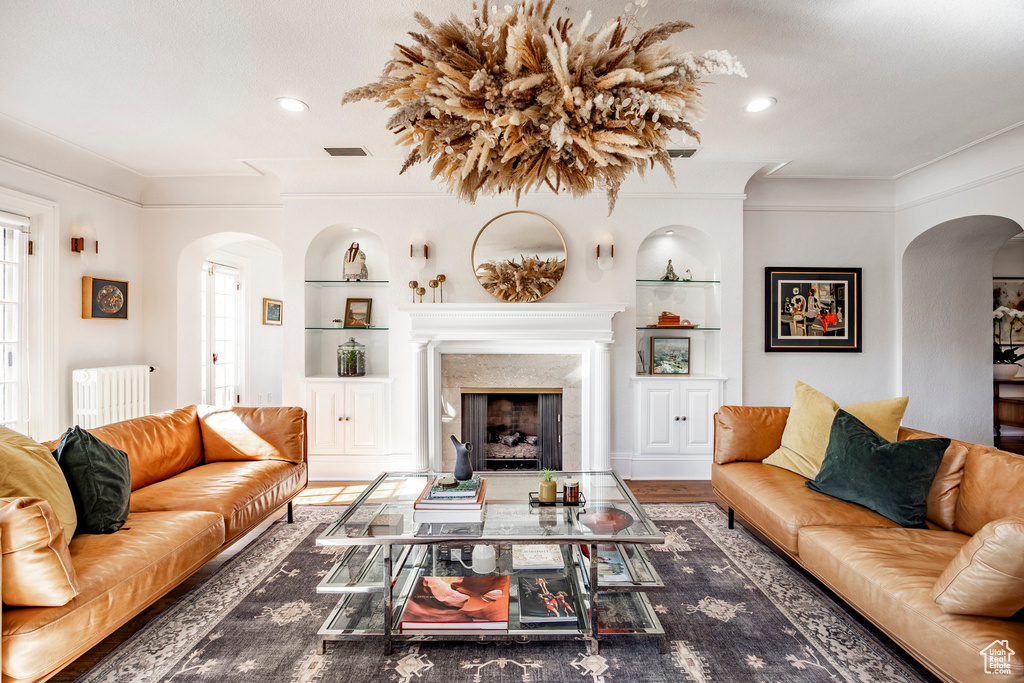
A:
901,214,1022,443
175,232,284,408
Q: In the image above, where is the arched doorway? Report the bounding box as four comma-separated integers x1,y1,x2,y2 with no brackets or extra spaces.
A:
902,215,1022,443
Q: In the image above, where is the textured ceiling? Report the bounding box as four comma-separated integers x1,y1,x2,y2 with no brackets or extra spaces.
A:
1,0,1022,178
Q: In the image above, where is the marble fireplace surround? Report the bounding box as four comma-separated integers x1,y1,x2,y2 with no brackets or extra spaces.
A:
402,303,625,472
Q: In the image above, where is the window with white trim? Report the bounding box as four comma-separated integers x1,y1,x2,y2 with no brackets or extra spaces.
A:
0,210,30,432
200,261,243,407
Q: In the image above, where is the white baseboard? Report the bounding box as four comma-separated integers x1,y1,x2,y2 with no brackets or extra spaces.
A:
308,453,415,481
611,453,712,480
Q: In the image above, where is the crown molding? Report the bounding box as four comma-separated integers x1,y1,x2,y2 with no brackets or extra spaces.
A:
895,162,1024,212
744,204,894,213
0,153,142,207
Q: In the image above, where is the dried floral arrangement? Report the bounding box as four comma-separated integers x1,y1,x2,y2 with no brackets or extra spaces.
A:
476,255,566,302
343,0,745,213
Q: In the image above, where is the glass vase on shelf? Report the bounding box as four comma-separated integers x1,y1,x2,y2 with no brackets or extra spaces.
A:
338,338,366,377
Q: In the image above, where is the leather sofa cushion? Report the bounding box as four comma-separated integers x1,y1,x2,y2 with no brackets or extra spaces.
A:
129,460,306,541
0,426,77,539
711,462,899,556
956,447,1024,536
897,426,968,531
932,517,1024,617
0,498,79,607
2,510,224,682
198,406,305,464
714,406,789,464
798,525,1024,683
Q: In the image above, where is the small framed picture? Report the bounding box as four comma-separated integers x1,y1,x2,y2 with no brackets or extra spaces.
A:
82,277,128,320
765,267,862,352
994,278,1024,344
344,298,372,328
263,298,282,325
650,337,690,375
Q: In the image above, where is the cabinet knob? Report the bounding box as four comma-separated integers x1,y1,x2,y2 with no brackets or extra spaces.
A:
345,417,351,421
675,416,687,421
674,416,680,421
338,417,343,422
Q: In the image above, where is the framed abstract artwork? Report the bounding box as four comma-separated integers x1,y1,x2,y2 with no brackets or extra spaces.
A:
993,278,1024,344
82,277,128,320
650,337,690,374
263,298,282,325
765,267,862,352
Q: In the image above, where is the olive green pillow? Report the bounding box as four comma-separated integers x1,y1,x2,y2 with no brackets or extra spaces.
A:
54,427,131,534
764,381,909,479
807,410,948,528
0,425,77,538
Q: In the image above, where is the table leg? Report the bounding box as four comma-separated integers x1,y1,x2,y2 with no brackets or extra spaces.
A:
383,542,393,656
588,543,599,655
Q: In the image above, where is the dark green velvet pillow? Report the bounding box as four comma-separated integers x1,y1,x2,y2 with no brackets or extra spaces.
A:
806,409,948,528
54,426,131,534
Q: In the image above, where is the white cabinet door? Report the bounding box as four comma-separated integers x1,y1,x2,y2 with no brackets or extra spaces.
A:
344,382,387,455
680,384,720,454
306,384,343,454
638,381,681,455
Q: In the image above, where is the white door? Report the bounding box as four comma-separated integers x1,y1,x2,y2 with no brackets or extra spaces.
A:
201,262,243,407
680,384,719,453
344,382,385,454
638,381,680,455
0,222,28,434
305,384,344,454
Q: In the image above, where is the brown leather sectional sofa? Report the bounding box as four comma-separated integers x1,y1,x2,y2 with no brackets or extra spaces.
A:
2,405,308,683
712,405,1024,683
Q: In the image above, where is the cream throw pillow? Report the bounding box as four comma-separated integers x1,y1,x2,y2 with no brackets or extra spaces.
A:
763,381,909,479
0,425,77,538
932,517,1024,617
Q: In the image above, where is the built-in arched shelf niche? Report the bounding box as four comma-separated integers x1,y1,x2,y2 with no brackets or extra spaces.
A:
304,225,390,378
635,226,722,378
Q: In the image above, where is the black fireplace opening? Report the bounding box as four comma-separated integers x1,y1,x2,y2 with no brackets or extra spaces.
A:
461,390,562,471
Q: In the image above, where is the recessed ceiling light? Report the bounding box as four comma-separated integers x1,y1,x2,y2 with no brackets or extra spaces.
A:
352,228,360,232
666,230,675,235
277,97,309,113
744,97,776,113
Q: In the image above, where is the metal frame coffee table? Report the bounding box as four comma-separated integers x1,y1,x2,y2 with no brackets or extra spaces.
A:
315,471,666,655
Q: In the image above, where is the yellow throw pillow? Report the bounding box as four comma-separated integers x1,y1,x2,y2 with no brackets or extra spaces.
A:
0,425,78,538
763,381,909,479
931,517,1024,617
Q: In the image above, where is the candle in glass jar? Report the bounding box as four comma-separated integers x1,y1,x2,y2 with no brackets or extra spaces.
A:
563,478,579,504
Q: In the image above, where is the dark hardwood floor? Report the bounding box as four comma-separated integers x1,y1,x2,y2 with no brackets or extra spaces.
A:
52,479,718,681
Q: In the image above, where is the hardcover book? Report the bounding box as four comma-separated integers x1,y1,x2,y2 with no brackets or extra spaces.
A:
400,576,509,631
427,476,482,498
580,545,631,586
414,479,488,510
517,577,578,624
511,544,565,571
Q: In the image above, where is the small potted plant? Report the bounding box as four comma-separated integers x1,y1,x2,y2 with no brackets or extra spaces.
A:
538,469,557,504
994,342,1024,380
332,318,343,328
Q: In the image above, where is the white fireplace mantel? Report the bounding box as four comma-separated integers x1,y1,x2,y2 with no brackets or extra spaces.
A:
399,303,626,472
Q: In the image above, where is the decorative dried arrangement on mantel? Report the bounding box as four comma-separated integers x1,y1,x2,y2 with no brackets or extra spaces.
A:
476,255,566,303
343,0,745,213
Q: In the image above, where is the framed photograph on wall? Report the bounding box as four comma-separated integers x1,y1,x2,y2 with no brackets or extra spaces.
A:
650,337,690,375
263,298,282,325
82,277,128,320
993,278,1024,344
344,298,372,328
765,267,862,352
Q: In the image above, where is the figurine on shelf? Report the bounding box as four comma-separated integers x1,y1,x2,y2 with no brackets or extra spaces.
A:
343,242,368,281
682,268,692,281
661,259,680,281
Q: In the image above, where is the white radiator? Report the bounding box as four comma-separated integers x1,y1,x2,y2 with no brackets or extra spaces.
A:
72,365,152,428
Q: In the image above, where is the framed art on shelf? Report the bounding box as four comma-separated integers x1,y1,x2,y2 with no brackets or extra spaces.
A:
344,298,372,328
765,267,862,352
650,337,690,375
993,278,1024,344
82,277,128,320
263,298,282,325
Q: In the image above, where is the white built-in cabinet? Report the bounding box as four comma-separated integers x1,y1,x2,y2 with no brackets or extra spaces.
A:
633,377,723,459
304,378,391,456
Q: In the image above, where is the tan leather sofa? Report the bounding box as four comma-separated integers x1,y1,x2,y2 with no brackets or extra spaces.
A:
712,406,1024,683
1,405,308,683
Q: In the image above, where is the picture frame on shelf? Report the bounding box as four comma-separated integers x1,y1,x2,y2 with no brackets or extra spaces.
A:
262,298,282,325
993,278,1024,344
650,337,690,375
344,298,372,328
82,277,128,320
764,267,861,352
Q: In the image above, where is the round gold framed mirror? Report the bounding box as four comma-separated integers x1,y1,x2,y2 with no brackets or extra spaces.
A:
471,211,567,303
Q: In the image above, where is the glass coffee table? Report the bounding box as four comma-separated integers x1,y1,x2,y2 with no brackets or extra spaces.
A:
315,471,666,654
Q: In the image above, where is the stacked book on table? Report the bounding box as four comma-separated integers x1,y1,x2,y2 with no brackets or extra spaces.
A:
412,476,487,524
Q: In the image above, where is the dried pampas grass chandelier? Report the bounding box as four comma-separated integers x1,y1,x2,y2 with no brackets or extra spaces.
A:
343,0,745,213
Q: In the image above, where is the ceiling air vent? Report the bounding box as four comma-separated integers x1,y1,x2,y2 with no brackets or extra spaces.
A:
668,148,698,159
324,147,370,157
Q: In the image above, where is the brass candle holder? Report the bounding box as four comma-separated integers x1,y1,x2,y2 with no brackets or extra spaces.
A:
416,286,426,303
428,280,439,303
436,274,446,303
408,280,418,303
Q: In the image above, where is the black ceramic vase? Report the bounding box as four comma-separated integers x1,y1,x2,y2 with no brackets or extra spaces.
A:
451,434,474,481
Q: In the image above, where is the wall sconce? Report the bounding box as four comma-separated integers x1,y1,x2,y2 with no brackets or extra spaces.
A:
70,224,99,253
596,238,614,271
410,244,430,261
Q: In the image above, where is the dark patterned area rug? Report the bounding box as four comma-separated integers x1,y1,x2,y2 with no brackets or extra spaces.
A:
78,504,926,682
